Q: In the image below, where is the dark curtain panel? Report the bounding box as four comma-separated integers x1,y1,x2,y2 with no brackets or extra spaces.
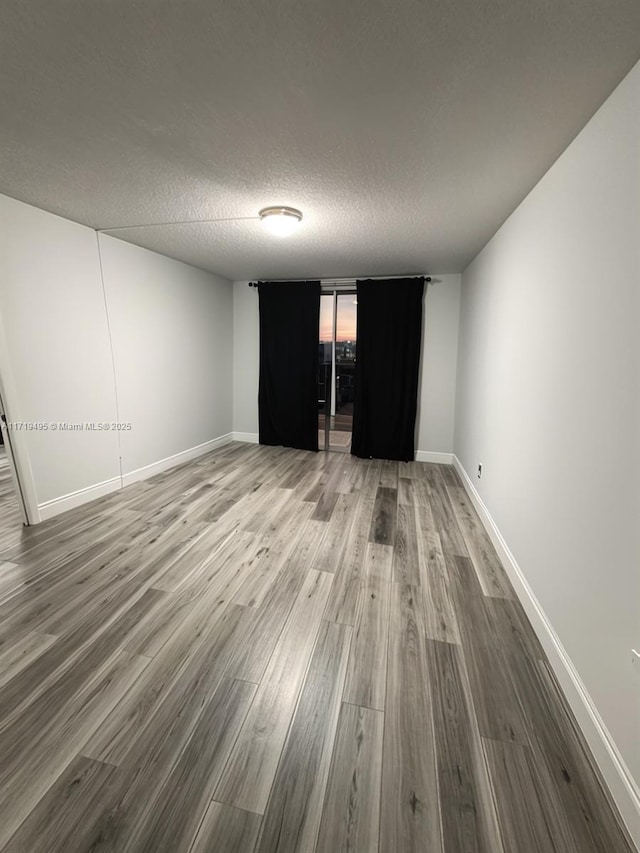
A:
351,277,425,462
258,280,321,452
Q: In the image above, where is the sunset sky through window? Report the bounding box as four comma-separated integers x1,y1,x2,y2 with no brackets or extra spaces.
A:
319,294,357,342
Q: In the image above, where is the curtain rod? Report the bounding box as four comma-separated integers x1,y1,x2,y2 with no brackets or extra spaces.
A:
248,274,431,287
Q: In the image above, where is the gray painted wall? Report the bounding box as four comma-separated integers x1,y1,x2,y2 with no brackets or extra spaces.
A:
0,194,234,514
455,61,640,799
99,234,233,480
0,194,120,508
232,281,260,437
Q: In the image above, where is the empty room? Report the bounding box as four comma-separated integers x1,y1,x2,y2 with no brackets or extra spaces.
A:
0,1,639,851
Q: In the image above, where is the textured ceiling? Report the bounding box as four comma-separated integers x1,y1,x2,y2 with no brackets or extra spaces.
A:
1,1,640,280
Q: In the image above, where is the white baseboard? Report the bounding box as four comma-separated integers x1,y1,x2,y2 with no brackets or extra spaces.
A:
232,431,259,444
36,433,235,522
38,476,122,521
230,438,452,459
415,450,454,464
453,455,640,849
230,439,452,462
122,433,234,487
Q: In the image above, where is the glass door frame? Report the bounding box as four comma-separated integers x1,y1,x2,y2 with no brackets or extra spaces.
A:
319,285,357,452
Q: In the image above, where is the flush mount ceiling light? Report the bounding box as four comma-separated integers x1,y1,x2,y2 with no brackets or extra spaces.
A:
259,206,303,237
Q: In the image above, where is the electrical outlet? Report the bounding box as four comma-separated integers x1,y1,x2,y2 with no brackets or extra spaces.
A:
477,463,482,479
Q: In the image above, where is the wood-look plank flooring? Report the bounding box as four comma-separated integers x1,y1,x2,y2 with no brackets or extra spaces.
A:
0,442,634,852
0,448,23,545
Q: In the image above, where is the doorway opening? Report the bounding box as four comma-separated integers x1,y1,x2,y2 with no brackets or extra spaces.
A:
318,289,357,452
0,387,29,529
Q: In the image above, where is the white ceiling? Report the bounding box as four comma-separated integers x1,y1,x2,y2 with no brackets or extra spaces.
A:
1,1,640,280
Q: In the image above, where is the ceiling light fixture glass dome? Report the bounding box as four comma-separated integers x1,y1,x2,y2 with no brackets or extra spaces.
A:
259,206,303,237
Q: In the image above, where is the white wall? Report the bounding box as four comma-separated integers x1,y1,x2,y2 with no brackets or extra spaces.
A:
232,276,461,456
98,235,233,482
232,281,260,438
0,194,120,512
0,194,234,518
416,275,460,457
455,60,640,837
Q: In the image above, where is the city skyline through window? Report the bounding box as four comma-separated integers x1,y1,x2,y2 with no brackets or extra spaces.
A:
318,291,356,453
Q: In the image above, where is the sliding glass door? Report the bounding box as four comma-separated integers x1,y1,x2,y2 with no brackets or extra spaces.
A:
318,290,357,452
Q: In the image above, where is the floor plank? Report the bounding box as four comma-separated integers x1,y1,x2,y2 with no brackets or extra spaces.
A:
323,497,374,625
2,756,120,853
419,530,461,644
393,503,421,585
190,802,262,853
80,592,249,767
88,677,258,853
427,639,504,852
450,554,532,746
0,647,151,849
446,485,513,598
0,631,57,688
483,737,567,853
381,582,443,852
312,493,358,573
254,619,352,853
342,574,391,710
369,485,397,546
509,654,635,851
215,569,334,814
424,466,469,557
315,702,384,853
365,541,394,581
